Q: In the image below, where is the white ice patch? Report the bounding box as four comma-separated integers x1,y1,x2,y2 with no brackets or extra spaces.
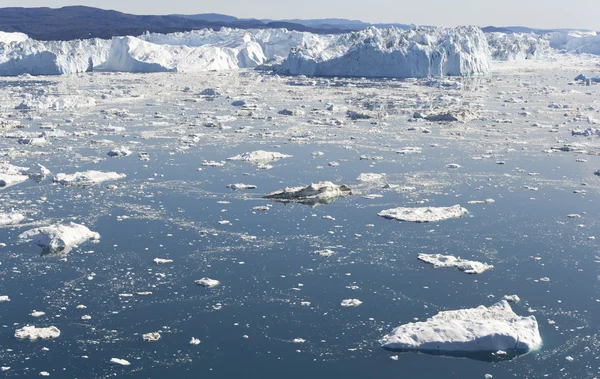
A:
227,150,292,164
19,222,100,254
341,299,363,307
379,301,541,354
264,181,351,206
54,171,126,186
195,278,220,288
378,205,467,223
418,253,493,274
0,211,25,226
14,325,60,340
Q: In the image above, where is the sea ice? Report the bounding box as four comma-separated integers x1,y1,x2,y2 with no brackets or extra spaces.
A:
264,181,351,206
227,150,292,164
341,299,363,307
110,358,131,366
195,278,220,288
0,211,25,226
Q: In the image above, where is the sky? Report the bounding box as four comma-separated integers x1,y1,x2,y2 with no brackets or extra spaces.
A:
3,0,600,30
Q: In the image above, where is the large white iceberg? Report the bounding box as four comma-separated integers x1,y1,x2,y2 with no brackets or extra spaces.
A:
278,26,491,78
378,205,467,223
548,30,600,55
53,170,126,186
379,301,541,357
19,222,100,255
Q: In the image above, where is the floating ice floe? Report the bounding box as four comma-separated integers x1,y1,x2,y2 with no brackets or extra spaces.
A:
107,147,133,157
54,171,126,186
227,150,292,164
378,205,467,223
110,358,131,366
503,295,521,304
195,278,220,288
0,211,25,226
142,332,161,342
26,164,51,181
14,325,60,340
227,183,257,190
30,311,45,317
278,26,490,78
153,258,173,265
418,253,493,274
19,222,100,255
0,296,10,302
341,299,363,307
314,249,336,257
190,337,201,345
264,181,351,207
379,301,541,359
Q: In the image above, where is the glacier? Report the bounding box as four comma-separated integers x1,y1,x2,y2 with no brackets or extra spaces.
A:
0,26,597,77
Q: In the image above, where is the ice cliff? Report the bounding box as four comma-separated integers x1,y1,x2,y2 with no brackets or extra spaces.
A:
277,26,492,78
486,32,551,60
548,31,600,55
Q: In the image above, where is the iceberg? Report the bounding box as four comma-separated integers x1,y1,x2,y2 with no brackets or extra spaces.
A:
418,253,493,274
379,205,467,223
548,30,600,55
486,32,551,60
19,222,100,255
54,170,126,186
0,211,25,226
264,181,352,206
379,301,541,359
278,26,491,78
14,325,60,340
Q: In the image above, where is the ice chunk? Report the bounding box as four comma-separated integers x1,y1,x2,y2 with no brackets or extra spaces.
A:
30,311,45,317
54,171,126,186
14,325,60,340
264,181,351,207
425,109,477,122
379,205,467,223
195,278,220,288
0,211,25,226
153,258,173,265
107,147,132,157
227,150,292,164
227,183,257,190
142,332,161,342
190,337,201,345
341,299,363,307
19,222,100,255
379,301,541,358
503,295,521,304
0,296,10,302
110,358,130,366
418,253,493,274
0,174,28,189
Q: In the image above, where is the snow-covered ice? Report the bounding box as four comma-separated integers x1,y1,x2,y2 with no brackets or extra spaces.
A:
379,301,541,355
54,171,126,186
14,326,60,340
19,222,100,254
378,205,468,223
418,253,493,274
195,278,220,288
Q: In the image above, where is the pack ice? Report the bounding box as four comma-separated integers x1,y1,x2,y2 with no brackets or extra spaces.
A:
278,26,491,78
19,222,100,254
379,301,541,356
378,205,467,223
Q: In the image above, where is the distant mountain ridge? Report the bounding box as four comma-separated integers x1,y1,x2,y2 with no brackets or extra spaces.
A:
0,6,596,42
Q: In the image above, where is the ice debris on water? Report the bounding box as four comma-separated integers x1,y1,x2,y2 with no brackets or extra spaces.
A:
153,258,173,265
379,301,541,356
503,295,521,304
378,205,467,223
418,253,493,274
0,211,25,226
142,332,161,342
14,326,60,340
227,150,292,164
189,337,201,345
227,183,257,190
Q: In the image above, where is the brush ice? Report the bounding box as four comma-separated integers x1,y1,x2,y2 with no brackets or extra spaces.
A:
379,205,467,223
264,181,351,206
227,150,292,164
0,211,25,226
19,222,100,254
379,301,541,354
278,26,491,78
418,253,493,274
54,171,126,186
14,325,60,340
